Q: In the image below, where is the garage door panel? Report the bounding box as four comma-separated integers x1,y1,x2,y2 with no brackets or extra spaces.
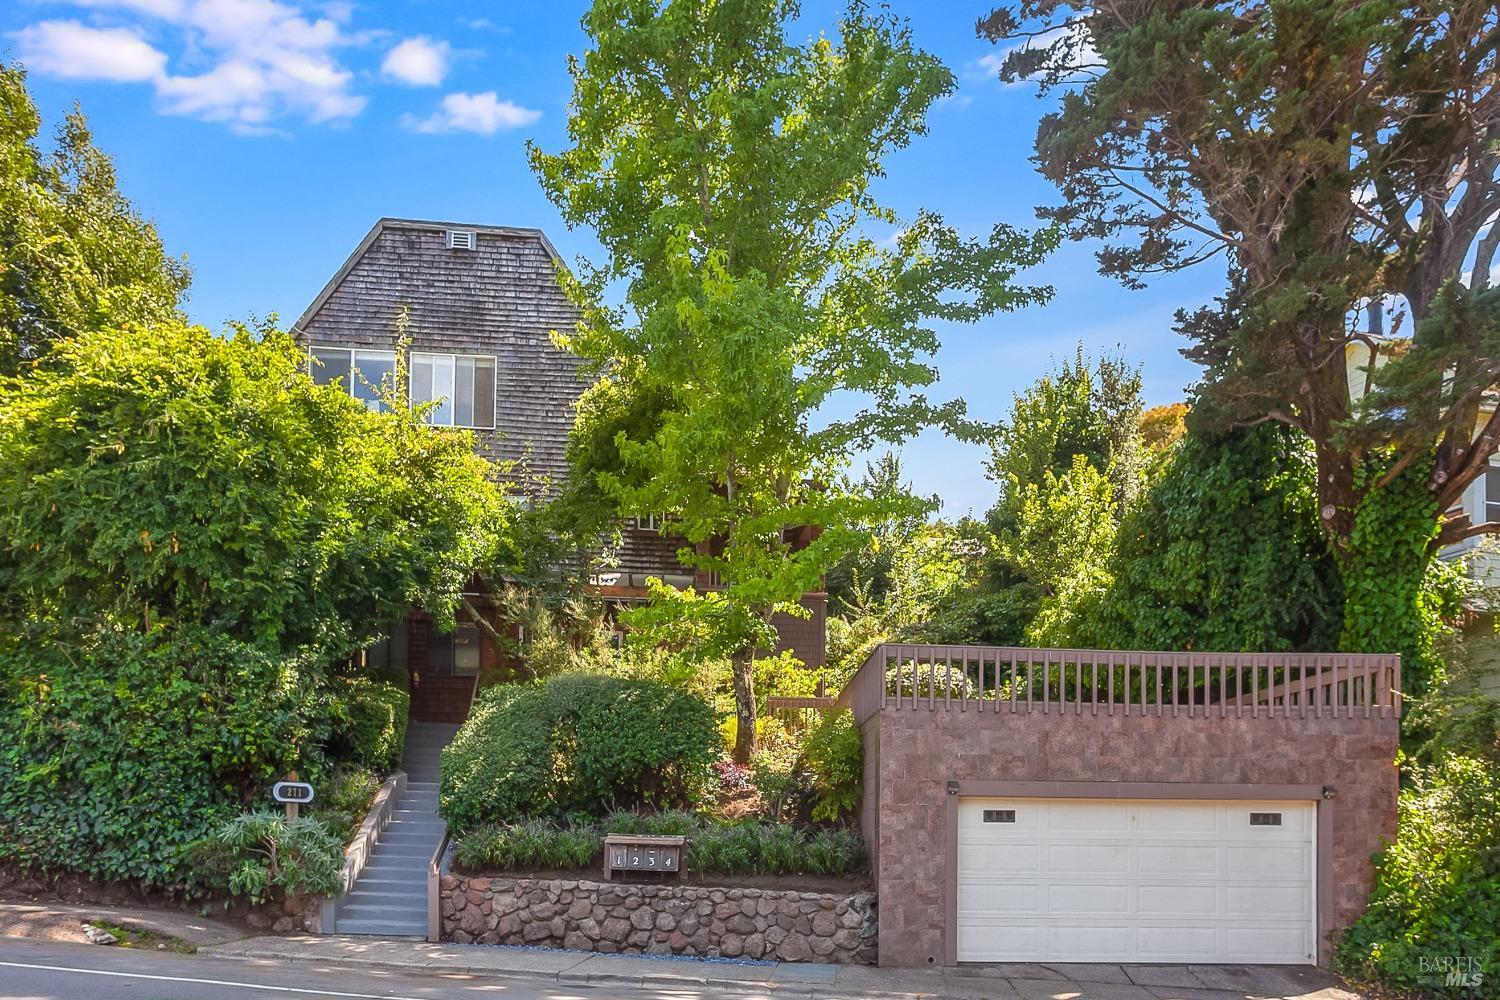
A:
1139,843,1218,875
1226,844,1308,877
958,842,1041,874
957,798,1315,965
1046,925,1133,961
1138,883,1217,915
959,881,1041,913
1137,925,1219,961
1046,843,1130,874
1048,883,1130,914
1226,884,1310,917
957,923,1044,961
1046,801,1131,835
1137,804,1221,835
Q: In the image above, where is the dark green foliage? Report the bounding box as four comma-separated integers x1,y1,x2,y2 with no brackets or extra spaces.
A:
800,710,863,823
924,587,1038,646
311,765,384,844
1336,756,1500,998
686,823,863,877
0,627,318,890
1082,425,1343,652
0,321,504,655
328,677,409,773
602,809,702,837
0,322,503,890
452,819,600,873
440,675,721,829
214,811,344,904
1339,465,1452,696
452,811,865,878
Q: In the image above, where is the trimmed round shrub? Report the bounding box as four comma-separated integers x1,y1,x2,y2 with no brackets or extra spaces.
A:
440,673,720,829
328,676,409,772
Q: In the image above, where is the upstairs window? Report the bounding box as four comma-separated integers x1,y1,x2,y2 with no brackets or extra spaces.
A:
410,352,496,428
310,346,396,412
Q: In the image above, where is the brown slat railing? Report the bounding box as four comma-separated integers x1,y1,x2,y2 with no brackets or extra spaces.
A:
835,644,1401,725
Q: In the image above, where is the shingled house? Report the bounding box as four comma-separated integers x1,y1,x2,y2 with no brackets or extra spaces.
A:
293,218,827,720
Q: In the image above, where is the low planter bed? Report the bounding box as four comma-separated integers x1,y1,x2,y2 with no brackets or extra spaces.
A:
439,873,877,963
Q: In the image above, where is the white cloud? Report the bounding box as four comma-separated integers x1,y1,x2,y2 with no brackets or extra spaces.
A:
401,91,539,136
15,0,367,132
381,36,449,86
15,20,167,82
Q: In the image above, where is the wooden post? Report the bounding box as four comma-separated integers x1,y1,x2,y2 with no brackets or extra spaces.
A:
284,770,299,823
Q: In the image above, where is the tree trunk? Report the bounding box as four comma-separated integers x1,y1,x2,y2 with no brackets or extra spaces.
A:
730,645,757,764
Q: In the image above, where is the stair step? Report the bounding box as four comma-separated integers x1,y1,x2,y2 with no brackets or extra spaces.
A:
361,863,435,875
339,903,428,922
345,892,426,907
354,879,428,894
334,919,427,937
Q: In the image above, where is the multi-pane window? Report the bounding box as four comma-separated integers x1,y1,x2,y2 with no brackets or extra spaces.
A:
427,621,481,677
310,347,396,412
410,352,496,428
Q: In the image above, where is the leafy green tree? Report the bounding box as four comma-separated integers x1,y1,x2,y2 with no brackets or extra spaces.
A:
824,452,937,612
0,320,505,653
1000,454,1118,645
0,64,188,374
533,0,1053,760
0,320,507,887
979,1,1500,688
987,346,1143,529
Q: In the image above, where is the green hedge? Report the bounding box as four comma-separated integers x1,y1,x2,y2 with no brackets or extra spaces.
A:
1336,755,1500,998
453,819,600,872
440,674,720,829
0,627,318,890
451,812,865,878
329,677,409,773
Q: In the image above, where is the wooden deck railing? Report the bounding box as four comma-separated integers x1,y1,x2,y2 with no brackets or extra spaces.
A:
835,644,1401,725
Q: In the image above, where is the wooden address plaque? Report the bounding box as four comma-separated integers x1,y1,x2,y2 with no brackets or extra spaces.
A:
602,834,686,881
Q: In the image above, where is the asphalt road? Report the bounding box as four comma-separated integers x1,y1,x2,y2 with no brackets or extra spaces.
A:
0,939,766,1000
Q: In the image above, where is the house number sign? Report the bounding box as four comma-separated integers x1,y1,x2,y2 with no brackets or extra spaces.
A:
602,834,686,881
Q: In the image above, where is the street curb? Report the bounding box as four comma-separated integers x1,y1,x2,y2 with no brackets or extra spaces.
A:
201,944,951,999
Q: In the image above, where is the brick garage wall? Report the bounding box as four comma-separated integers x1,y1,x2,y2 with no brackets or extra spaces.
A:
441,875,878,963
868,708,1399,967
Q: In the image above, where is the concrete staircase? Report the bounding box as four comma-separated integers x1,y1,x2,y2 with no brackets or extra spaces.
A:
331,721,458,936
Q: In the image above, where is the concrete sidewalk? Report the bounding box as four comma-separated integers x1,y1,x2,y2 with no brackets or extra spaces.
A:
203,934,1363,1000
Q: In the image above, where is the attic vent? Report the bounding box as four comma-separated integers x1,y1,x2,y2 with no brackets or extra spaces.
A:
446,229,477,250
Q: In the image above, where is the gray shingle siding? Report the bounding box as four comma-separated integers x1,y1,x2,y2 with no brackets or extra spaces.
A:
296,219,672,576
296,219,583,488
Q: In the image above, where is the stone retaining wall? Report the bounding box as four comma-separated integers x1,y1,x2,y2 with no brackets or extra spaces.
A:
440,875,877,964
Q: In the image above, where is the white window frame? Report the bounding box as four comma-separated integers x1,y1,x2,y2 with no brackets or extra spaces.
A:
1486,460,1500,527
308,345,397,412
409,351,497,430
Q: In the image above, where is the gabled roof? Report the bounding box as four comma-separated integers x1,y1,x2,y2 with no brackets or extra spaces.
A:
291,217,565,337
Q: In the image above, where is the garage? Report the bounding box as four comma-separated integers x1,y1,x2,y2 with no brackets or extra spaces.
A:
956,797,1317,964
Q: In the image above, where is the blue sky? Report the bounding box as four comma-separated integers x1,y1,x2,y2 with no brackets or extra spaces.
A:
4,0,1223,516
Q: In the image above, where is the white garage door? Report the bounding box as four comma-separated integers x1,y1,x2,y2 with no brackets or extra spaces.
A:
957,797,1316,964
